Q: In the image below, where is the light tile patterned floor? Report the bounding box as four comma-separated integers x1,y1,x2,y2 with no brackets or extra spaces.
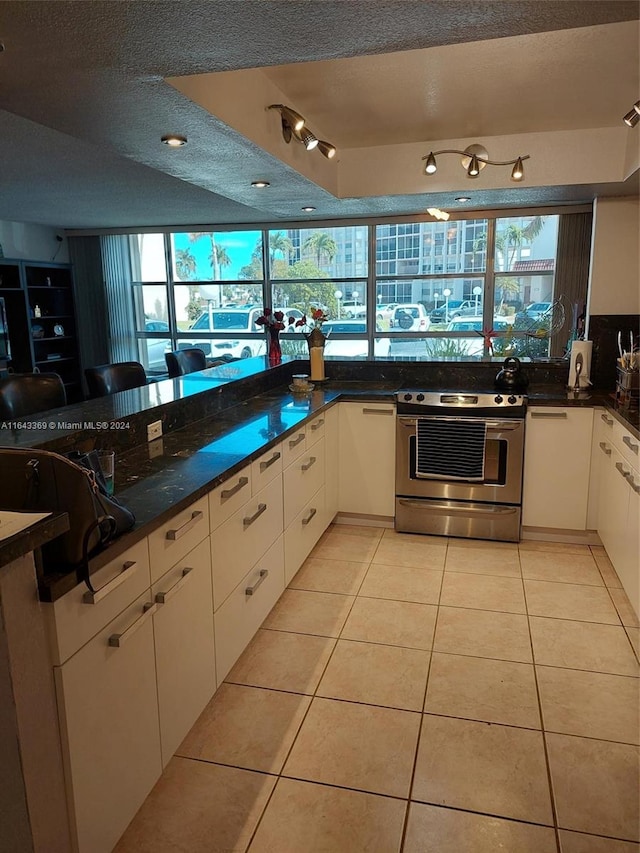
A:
115,526,640,853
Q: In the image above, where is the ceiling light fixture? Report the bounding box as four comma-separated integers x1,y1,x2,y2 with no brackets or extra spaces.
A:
268,103,336,159
455,196,471,202
161,134,187,147
301,206,316,212
251,180,270,188
427,207,450,221
623,100,640,127
422,144,530,182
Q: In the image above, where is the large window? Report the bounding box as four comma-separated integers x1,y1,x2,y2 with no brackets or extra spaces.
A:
120,208,585,370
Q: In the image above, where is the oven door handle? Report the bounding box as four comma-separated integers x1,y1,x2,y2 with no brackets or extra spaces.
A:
397,499,518,516
397,416,521,430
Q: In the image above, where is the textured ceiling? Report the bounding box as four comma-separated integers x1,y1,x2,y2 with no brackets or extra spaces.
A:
0,0,638,231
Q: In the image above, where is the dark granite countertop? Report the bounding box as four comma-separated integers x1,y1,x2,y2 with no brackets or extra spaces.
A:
1,357,637,600
0,513,69,572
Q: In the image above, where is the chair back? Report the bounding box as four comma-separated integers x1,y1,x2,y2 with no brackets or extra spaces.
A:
0,373,67,420
165,347,207,378
84,362,147,398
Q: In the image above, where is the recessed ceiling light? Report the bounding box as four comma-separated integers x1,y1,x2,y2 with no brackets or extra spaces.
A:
161,134,187,147
301,206,316,212
455,196,471,202
251,180,270,188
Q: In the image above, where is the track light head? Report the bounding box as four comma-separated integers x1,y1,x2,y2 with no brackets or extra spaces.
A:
510,157,525,181
294,126,319,150
467,154,480,177
267,104,305,131
317,140,336,159
424,152,437,174
623,101,640,127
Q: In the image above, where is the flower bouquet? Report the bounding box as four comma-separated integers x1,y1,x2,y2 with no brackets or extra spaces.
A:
256,308,286,365
289,308,330,381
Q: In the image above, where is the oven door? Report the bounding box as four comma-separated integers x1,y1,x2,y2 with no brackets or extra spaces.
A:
396,415,525,506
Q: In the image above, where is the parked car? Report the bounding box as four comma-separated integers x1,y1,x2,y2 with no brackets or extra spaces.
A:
375,303,398,328
322,320,390,358
144,319,170,332
515,301,552,324
389,304,430,331
429,299,479,323
176,307,304,361
340,300,366,318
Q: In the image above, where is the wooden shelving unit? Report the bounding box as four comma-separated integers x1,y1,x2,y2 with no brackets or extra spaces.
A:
0,259,83,402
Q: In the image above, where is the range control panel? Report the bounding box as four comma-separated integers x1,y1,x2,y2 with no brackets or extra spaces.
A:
396,391,527,409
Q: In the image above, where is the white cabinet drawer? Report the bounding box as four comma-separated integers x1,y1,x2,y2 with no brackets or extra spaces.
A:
209,464,252,531
285,486,326,585
612,419,640,468
148,495,209,583
214,535,285,685
152,538,216,766
306,413,326,444
55,590,161,853
281,426,307,467
46,538,151,666
251,443,283,494
210,475,284,610
283,438,325,528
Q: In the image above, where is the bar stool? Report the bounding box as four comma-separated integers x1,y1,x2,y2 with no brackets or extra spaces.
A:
165,347,207,378
0,373,67,420
84,361,147,398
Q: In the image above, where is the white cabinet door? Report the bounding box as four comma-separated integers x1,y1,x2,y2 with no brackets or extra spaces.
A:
55,592,161,853
522,407,594,530
622,466,640,619
152,538,216,766
338,402,396,517
324,405,339,527
597,442,629,571
148,495,209,583
283,438,325,527
284,486,326,585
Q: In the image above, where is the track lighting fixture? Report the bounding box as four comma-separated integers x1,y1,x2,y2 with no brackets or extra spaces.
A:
623,100,640,128
268,103,336,159
422,144,530,182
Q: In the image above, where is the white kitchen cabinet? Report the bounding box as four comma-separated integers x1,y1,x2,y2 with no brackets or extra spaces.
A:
54,590,162,853
148,494,209,583
284,486,326,584
323,405,339,527
338,402,396,517
587,409,615,529
214,535,285,684
522,407,594,530
210,475,284,609
152,538,216,766
283,437,325,527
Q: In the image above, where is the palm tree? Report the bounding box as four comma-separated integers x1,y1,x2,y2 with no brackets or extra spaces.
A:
174,248,197,280
303,232,337,269
269,232,293,264
211,245,232,277
188,231,230,280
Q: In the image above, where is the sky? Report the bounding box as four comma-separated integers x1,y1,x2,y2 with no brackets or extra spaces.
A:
172,231,261,281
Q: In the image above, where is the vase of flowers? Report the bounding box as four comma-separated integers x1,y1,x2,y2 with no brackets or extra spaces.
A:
256,308,285,366
290,308,329,381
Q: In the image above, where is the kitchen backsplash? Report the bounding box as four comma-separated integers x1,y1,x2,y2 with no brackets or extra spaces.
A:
588,314,640,391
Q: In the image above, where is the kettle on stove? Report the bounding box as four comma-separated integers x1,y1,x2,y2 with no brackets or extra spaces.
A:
495,356,529,392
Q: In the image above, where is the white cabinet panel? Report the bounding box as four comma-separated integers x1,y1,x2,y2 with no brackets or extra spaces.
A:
338,402,395,517
209,464,252,531
284,486,326,585
281,426,307,467
283,438,325,528
148,495,209,583
46,538,151,666
251,443,283,494
324,405,339,527
598,442,629,571
214,536,285,686
306,412,326,444
210,475,283,610
522,407,593,530
152,538,216,766
622,468,640,618
55,591,161,853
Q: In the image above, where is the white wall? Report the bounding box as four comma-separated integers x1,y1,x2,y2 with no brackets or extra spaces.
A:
0,220,70,265
588,196,640,316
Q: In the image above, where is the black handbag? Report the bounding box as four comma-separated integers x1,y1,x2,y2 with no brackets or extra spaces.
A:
0,447,135,590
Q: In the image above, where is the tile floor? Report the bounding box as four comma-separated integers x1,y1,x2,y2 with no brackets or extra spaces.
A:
115,526,640,853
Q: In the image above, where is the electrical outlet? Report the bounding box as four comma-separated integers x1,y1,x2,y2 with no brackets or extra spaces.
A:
147,420,162,442
148,437,164,459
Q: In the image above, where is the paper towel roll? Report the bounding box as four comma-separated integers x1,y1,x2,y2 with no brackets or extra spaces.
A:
568,340,592,388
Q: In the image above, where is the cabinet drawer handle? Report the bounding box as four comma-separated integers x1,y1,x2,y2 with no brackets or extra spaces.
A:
599,442,612,456
531,411,567,419
362,407,394,416
221,476,249,499
108,602,157,648
301,456,317,472
615,462,629,480
628,477,640,495
245,569,268,596
310,419,324,431
155,568,193,605
622,435,639,454
259,452,281,471
166,510,204,541
243,503,267,528
289,433,305,449
82,560,137,605
302,507,317,526
600,413,614,426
